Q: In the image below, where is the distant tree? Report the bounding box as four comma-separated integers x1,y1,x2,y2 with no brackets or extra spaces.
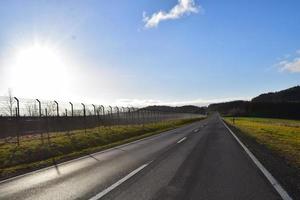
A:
5,89,14,116
46,102,57,116
26,102,38,116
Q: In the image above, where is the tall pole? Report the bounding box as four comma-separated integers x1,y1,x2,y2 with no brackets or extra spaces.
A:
115,106,120,124
54,101,59,117
13,97,20,146
69,102,73,117
109,106,113,115
131,107,135,124
82,103,86,133
14,97,20,117
81,103,86,117
36,99,43,143
100,105,105,115
121,107,126,124
92,104,97,129
109,106,113,125
92,104,96,116
36,99,41,117
45,108,50,143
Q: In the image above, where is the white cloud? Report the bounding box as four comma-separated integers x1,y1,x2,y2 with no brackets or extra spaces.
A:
115,97,250,107
143,0,201,28
279,58,300,72
278,50,300,73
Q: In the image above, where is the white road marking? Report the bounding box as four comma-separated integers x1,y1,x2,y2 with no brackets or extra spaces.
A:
89,162,151,200
193,129,199,133
221,118,293,200
177,137,187,144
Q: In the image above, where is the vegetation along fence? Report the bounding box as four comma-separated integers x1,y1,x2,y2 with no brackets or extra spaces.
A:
0,96,201,145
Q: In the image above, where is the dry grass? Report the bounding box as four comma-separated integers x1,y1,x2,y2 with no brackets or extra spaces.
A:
0,118,203,178
224,117,300,168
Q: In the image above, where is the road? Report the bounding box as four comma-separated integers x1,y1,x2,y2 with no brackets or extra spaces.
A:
0,114,283,200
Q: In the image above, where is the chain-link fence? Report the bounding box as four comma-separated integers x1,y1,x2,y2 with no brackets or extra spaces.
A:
0,96,202,145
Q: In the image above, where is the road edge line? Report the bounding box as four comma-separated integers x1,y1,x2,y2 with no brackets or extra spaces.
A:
89,162,151,200
221,118,293,200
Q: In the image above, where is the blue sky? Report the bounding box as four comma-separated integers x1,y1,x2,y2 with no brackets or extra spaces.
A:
0,0,300,106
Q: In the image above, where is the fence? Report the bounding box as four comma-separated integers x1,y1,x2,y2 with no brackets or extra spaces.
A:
0,96,201,145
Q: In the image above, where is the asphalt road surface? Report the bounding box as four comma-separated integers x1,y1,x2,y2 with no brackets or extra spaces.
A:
0,114,283,200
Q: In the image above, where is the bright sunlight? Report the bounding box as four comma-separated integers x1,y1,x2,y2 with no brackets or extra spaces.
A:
6,42,71,99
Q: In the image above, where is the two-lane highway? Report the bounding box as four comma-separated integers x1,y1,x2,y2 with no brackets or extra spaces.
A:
0,114,286,200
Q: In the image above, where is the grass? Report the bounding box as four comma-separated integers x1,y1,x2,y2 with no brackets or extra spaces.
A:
0,118,203,179
224,117,300,169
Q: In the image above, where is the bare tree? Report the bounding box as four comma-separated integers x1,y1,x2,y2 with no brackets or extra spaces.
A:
46,102,56,116
5,89,14,116
26,102,38,116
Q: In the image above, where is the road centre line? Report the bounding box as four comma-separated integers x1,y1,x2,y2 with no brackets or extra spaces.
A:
177,137,187,144
89,161,152,200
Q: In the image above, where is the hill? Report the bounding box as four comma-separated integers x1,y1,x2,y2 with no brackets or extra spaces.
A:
252,86,300,103
143,105,206,114
208,86,300,119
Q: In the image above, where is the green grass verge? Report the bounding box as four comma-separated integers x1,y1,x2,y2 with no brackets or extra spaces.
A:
0,118,203,179
224,117,300,169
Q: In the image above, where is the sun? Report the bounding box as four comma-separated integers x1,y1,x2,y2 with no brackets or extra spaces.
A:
7,42,71,99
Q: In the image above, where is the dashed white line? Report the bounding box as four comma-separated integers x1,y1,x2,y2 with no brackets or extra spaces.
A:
89,162,151,200
177,137,187,144
193,129,199,133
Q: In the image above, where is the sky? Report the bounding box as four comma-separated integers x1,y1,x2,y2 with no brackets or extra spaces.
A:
0,0,300,107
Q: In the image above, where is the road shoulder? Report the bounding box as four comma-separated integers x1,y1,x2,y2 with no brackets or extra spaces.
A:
224,121,299,199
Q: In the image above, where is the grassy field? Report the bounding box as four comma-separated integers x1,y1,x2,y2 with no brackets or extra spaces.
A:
0,118,203,179
224,117,300,169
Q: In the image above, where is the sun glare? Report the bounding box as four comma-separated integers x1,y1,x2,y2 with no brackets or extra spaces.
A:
7,43,71,99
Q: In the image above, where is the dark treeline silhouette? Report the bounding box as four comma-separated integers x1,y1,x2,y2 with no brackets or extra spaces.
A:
143,105,207,114
208,101,300,119
208,86,300,119
252,86,300,103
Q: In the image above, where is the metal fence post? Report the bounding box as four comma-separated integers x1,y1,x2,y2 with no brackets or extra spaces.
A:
96,107,100,133
115,106,120,125
92,104,96,116
81,103,86,133
13,97,20,146
92,104,97,130
45,108,50,143
100,105,105,126
36,99,43,144
69,102,73,117
53,100,59,134
54,101,59,117
109,106,113,125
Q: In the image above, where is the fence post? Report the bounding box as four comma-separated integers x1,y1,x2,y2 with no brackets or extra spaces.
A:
54,101,59,117
92,104,97,130
53,101,59,134
92,104,96,116
45,108,50,143
96,107,100,133
99,105,104,126
131,107,135,124
109,106,113,125
13,97,20,146
69,102,73,117
81,103,86,133
115,106,120,125
36,99,43,144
